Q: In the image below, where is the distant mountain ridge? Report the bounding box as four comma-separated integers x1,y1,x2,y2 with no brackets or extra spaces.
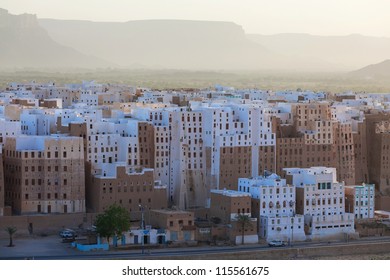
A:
0,8,111,69
2,8,390,72
39,18,349,71
350,59,390,78
247,33,390,70
38,18,287,70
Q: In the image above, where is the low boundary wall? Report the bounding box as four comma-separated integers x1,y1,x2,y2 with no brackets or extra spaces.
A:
0,213,98,238
153,241,390,260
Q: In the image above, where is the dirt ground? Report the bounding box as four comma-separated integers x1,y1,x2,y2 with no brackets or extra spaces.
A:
311,253,390,260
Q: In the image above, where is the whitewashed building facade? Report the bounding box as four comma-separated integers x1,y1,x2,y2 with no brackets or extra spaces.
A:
238,174,306,242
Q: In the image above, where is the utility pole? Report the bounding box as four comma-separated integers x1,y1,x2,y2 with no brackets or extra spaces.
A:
139,204,144,254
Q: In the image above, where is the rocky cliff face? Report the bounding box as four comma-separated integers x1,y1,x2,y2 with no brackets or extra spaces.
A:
0,8,38,28
0,9,111,69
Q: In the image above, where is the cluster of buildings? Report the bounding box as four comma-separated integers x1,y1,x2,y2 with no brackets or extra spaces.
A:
0,81,387,244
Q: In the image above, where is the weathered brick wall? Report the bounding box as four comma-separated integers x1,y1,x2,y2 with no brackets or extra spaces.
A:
0,213,98,238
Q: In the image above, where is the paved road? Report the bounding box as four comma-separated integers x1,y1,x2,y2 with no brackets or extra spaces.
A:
1,235,390,260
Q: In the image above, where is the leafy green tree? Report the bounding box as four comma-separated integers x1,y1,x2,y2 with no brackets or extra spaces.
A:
95,204,130,245
5,226,17,247
236,214,253,245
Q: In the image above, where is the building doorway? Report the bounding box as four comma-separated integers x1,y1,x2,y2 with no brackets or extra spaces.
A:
157,235,165,244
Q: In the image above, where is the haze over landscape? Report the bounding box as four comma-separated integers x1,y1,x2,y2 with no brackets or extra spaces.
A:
1,1,390,90
3,1,390,266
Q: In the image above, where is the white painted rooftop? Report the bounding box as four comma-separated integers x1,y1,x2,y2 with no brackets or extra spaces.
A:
211,189,251,197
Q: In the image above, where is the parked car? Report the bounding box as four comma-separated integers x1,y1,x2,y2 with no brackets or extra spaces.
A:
268,240,285,247
59,229,77,239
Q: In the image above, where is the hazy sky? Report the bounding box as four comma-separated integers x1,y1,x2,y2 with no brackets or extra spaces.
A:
2,0,390,37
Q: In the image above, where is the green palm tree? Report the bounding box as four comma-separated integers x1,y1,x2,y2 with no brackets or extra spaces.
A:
236,214,253,245
5,226,17,247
